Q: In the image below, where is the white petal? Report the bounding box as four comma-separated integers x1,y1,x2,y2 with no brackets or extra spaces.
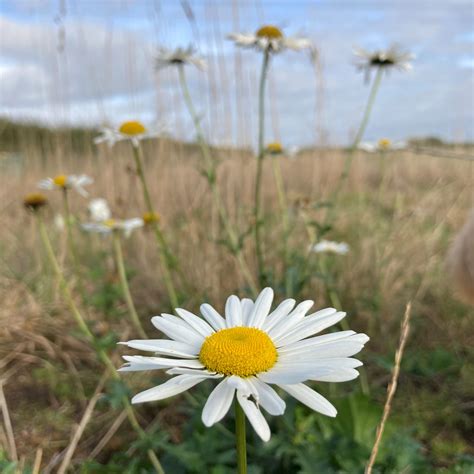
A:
246,288,274,328
311,368,360,382
175,308,215,337
118,362,165,372
167,367,222,378
274,311,346,347
132,375,205,404
249,378,286,416
275,357,363,370
258,367,334,385
267,300,314,340
240,298,254,326
237,391,271,442
278,330,356,354
200,303,226,331
118,339,199,357
202,378,235,427
278,383,337,417
122,355,204,369
226,376,257,398
262,299,296,332
151,316,204,347
225,295,243,327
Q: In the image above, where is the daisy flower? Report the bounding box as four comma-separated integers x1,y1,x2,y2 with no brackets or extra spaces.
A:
311,240,350,255
354,45,413,82
88,198,111,222
359,138,407,153
119,288,368,441
94,121,163,148
155,45,206,70
38,174,93,197
82,218,144,238
228,25,314,55
265,142,300,159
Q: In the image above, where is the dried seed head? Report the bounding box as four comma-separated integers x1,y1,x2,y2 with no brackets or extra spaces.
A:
24,193,48,212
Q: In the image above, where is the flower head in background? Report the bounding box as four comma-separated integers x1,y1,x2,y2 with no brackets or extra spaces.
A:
24,193,48,212
354,45,413,82
142,211,160,226
265,142,284,156
38,174,93,197
82,218,144,238
94,121,164,148
88,198,111,222
54,214,65,231
358,138,407,153
119,287,368,441
155,45,206,70
229,25,314,56
311,240,350,255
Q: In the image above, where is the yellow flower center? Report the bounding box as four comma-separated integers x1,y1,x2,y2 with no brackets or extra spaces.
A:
266,142,283,154
199,327,277,377
119,121,146,136
53,175,67,187
103,218,116,228
256,25,283,39
378,138,391,149
142,212,160,225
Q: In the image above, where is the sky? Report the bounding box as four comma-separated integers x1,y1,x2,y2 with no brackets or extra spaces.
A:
0,0,473,147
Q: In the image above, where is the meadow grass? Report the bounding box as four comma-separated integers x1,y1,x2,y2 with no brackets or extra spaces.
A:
0,129,472,472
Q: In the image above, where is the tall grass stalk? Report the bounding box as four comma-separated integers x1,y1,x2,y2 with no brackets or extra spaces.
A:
254,51,270,286
112,231,147,338
61,188,78,269
131,143,179,307
177,64,258,296
35,214,164,474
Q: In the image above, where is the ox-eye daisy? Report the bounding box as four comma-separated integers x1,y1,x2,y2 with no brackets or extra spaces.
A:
82,218,143,238
94,121,164,148
155,45,206,70
228,25,314,55
119,288,368,445
359,138,407,153
311,240,350,256
88,198,111,222
38,174,93,197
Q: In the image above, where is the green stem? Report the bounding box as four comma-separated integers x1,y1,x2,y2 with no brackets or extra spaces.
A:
235,401,247,474
62,189,79,269
36,214,165,473
131,144,179,308
177,65,258,296
254,51,270,287
113,232,147,338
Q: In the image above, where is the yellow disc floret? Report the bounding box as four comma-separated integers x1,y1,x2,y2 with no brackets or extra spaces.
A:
378,138,391,149
256,25,283,39
199,327,277,377
53,175,67,187
103,218,116,228
142,212,160,225
266,142,283,154
119,121,146,136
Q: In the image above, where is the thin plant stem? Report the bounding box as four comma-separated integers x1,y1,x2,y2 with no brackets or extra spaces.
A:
254,51,270,286
113,232,147,338
365,302,412,474
177,64,258,296
234,401,247,474
35,214,165,474
131,144,179,308
62,189,79,269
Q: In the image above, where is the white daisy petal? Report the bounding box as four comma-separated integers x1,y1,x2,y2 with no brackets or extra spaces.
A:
258,367,334,385
175,308,215,337
225,295,243,327
200,303,226,331
132,375,206,404
267,300,314,340
246,287,274,328
118,339,199,358
151,316,205,347
237,390,271,442
249,378,286,416
279,383,337,417
202,378,236,427
311,368,360,382
166,367,222,378
275,357,363,370
262,298,296,332
240,298,254,326
278,330,356,354
122,355,204,369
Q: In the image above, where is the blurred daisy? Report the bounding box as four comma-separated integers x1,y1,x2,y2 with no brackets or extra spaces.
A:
228,25,314,55
38,174,93,197
311,240,350,255
359,138,407,153
23,193,48,212
142,211,160,226
54,214,65,231
88,198,111,222
155,45,206,70
265,142,284,155
354,45,413,82
82,218,143,238
94,121,163,148
119,287,368,441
